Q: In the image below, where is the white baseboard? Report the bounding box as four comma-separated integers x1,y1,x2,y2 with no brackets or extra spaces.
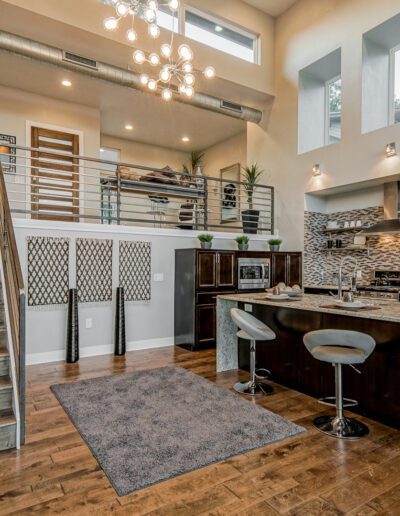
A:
26,337,174,365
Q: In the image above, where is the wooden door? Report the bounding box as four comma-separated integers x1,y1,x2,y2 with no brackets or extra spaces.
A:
197,252,217,289
217,252,236,288
271,253,287,286
31,127,79,221
196,304,216,347
286,253,303,286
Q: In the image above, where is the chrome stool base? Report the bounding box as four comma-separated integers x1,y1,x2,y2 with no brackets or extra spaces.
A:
314,415,369,440
234,381,273,396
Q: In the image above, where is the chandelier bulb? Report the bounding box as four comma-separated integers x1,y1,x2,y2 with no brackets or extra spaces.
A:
149,53,160,66
140,74,149,85
116,2,129,16
182,62,193,74
148,0,158,9
162,88,173,101
184,74,195,86
126,28,137,42
178,44,193,61
185,86,194,97
144,7,156,22
148,24,160,39
204,66,216,79
104,17,119,31
179,84,187,95
168,0,179,11
161,44,172,59
148,79,158,91
133,50,146,64
160,67,171,83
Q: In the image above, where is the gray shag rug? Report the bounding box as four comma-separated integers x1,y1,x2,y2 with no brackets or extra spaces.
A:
51,366,305,496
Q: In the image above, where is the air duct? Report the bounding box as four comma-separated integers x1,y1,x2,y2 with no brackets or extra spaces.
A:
0,30,263,124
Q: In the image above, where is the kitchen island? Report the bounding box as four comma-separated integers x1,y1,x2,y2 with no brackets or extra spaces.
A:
217,293,400,429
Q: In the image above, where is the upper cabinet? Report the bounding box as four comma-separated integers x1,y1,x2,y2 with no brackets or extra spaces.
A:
197,251,235,290
271,252,302,287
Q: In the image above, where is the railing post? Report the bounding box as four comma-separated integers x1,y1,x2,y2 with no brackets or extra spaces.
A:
270,186,275,235
203,176,208,231
19,290,26,445
116,171,121,225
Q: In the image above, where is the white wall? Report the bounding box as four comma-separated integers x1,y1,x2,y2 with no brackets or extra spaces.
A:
15,219,272,364
203,132,247,178
247,0,400,252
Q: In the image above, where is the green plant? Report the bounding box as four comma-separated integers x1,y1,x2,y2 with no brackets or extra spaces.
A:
242,164,263,210
191,151,205,174
268,238,282,246
198,233,214,242
235,235,250,245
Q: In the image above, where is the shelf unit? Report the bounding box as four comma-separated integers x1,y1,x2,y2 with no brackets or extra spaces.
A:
322,226,371,256
322,226,368,234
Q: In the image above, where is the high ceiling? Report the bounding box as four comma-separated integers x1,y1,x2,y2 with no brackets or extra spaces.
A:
243,0,298,17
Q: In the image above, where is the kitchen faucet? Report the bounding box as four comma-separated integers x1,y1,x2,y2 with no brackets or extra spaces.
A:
338,256,358,300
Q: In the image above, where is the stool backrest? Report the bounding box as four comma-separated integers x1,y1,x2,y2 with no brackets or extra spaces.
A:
304,330,376,357
230,308,276,341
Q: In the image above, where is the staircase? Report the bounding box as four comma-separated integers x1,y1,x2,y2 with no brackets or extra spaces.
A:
0,286,17,450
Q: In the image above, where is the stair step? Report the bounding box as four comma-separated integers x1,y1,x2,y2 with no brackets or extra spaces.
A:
0,376,12,390
0,356,9,377
0,410,16,451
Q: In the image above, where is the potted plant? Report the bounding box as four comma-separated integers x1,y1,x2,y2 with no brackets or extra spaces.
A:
268,238,282,252
198,233,214,249
235,235,250,251
180,151,205,188
242,164,263,234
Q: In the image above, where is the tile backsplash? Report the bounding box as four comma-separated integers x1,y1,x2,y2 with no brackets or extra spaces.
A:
304,206,400,286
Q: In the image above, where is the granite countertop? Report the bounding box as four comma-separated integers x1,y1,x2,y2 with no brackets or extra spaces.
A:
217,293,400,323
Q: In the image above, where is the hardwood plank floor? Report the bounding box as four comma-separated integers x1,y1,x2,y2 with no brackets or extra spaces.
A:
0,346,399,515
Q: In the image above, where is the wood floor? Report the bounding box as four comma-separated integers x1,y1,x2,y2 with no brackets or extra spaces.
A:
0,347,399,515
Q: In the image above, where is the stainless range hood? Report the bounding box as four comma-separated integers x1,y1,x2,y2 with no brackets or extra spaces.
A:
363,182,400,235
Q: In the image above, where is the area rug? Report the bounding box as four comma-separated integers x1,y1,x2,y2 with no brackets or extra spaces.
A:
51,366,305,496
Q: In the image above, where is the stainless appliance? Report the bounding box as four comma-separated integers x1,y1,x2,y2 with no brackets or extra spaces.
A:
357,269,400,301
238,257,270,291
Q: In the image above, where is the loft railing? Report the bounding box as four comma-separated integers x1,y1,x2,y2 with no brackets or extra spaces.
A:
1,144,274,234
0,162,25,445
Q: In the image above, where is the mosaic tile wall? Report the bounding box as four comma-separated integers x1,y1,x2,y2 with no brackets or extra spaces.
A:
304,206,400,286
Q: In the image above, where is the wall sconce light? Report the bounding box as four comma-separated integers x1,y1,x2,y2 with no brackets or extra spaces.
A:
312,164,321,176
385,142,396,158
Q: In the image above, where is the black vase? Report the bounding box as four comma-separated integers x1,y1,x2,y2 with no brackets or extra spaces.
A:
114,287,126,356
242,209,260,234
66,288,79,363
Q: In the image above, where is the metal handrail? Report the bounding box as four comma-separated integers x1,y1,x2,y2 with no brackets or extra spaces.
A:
0,162,25,445
2,144,275,234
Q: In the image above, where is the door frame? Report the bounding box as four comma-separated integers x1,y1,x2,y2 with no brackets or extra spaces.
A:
25,121,84,221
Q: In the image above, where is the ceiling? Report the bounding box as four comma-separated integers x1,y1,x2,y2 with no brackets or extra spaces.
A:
0,50,246,152
243,0,298,17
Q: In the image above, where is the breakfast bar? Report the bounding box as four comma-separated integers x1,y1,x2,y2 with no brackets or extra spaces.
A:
217,293,400,429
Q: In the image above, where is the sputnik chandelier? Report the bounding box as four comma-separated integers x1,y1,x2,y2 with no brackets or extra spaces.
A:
103,0,216,101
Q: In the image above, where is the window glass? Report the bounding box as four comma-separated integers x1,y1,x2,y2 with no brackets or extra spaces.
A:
184,10,256,63
327,78,342,144
394,49,400,124
157,5,179,33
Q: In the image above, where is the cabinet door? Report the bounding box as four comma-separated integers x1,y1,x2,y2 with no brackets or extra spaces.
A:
271,253,287,286
217,252,236,288
197,252,217,289
286,253,302,286
196,304,216,347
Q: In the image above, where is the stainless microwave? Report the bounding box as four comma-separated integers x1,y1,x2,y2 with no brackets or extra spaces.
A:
238,258,271,291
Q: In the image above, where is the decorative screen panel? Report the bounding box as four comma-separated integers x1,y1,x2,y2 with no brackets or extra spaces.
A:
76,238,113,303
27,237,69,306
119,241,151,302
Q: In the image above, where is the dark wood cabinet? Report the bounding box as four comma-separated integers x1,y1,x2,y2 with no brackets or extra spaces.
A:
271,252,302,287
175,249,236,351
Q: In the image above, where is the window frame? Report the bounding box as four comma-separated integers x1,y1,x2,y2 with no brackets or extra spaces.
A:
325,74,342,146
389,43,400,125
183,6,260,65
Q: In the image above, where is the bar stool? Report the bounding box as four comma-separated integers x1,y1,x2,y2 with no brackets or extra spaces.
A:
230,308,276,396
303,329,376,439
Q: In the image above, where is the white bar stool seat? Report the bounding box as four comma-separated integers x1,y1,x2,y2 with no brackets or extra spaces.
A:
304,329,376,439
230,308,276,396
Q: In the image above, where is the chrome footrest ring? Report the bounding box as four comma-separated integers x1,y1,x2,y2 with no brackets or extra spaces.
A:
255,368,271,380
318,396,358,408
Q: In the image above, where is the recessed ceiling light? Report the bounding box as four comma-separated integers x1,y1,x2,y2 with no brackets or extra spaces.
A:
182,137,190,142
125,124,134,131
61,79,72,87
100,148,105,152
215,25,223,32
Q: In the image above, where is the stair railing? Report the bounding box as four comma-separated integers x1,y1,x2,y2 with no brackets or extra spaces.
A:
0,162,25,445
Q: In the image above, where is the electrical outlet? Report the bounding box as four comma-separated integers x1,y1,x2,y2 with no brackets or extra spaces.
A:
244,304,253,312
85,318,93,329
153,273,164,282
356,270,362,279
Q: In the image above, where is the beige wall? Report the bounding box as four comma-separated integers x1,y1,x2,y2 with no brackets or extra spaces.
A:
101,135,190,172
247,0,400,251
2,0,275,97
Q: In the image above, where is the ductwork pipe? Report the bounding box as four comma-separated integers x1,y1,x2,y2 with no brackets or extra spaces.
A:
0,30,263,124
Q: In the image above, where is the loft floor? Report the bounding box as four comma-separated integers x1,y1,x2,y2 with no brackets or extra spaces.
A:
0,347,399,514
